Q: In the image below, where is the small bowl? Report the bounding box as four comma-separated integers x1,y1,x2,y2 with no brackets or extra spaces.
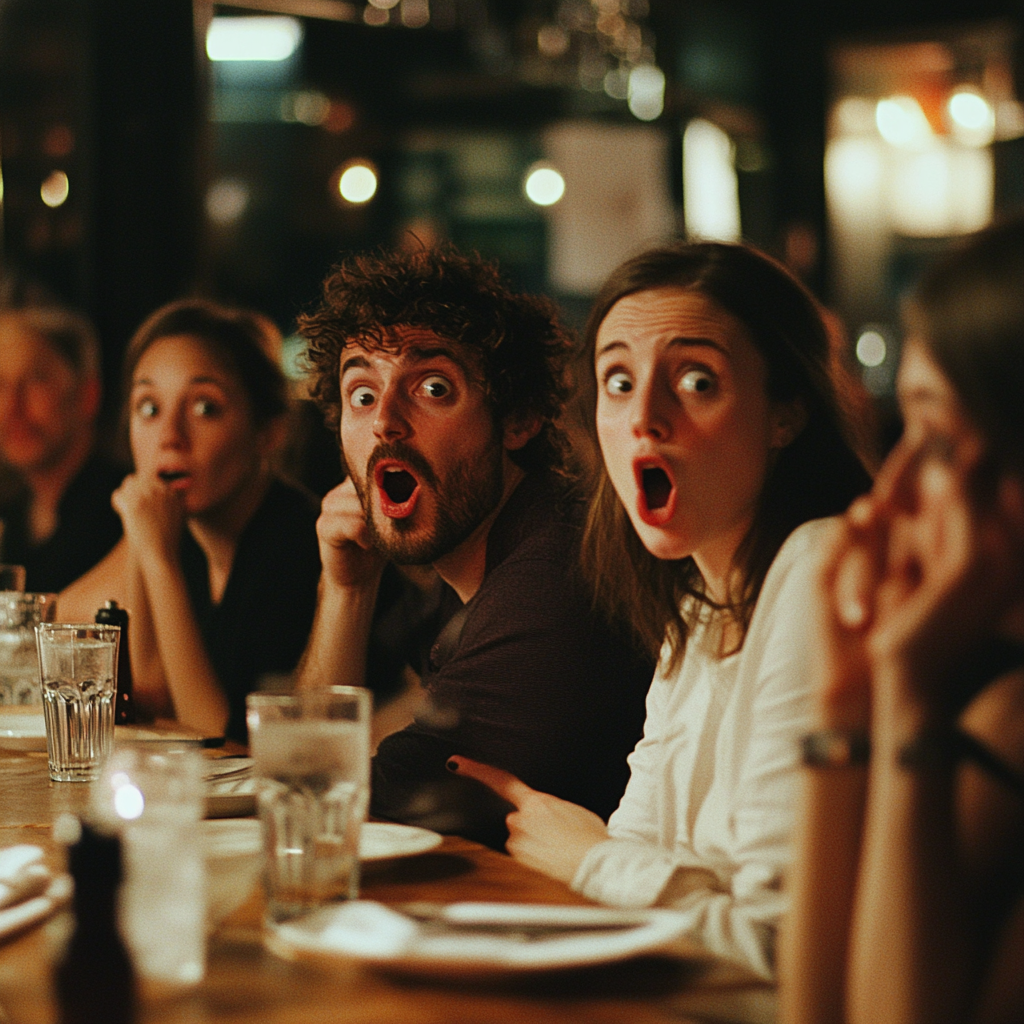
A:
203,818,262,929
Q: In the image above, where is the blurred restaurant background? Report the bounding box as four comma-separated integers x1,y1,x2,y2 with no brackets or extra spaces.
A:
1,0,1022,436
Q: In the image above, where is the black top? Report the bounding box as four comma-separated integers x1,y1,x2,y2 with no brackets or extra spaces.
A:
180,478,321,742
372,471,656,849
0,454,125,594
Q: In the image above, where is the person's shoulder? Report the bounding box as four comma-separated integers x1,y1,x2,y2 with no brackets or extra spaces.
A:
488,471,583,564
753,517,840,627
771,516,839,573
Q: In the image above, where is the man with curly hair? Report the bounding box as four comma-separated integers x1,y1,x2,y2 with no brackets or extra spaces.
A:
297,246,652,849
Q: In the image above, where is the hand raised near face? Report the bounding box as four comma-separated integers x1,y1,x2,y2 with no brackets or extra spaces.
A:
447,757,609,883
865,445,1024,716
316,477,385,589
111,473,186,567
813,511,881,731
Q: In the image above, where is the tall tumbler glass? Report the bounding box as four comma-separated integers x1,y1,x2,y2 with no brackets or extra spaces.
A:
0,592,57,705
247,686,371,925
36,623,120,782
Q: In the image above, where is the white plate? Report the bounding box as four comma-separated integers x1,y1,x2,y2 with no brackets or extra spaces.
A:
0,710,46,751
268,900,693,978
360,823,442,861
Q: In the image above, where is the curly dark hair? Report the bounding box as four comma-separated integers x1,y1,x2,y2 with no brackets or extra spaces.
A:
300,246,575,474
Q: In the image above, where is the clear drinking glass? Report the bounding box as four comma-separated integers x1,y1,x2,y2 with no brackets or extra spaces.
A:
246,686,371,925
0,592,57,705
93,744,207,984
36,623,120,782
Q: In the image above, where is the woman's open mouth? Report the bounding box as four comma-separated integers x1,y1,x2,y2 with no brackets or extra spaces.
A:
157,470,191,490
635,460,677,526
375,463,421,518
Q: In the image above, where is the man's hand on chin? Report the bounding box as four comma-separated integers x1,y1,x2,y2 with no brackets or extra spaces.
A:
317,477,385,590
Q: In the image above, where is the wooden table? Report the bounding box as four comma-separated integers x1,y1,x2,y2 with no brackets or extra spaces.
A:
0,745,776,1024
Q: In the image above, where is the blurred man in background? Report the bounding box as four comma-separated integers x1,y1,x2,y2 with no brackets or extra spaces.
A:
0,305,123,592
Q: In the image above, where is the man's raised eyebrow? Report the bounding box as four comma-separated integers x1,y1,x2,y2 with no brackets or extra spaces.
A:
340,354,371,377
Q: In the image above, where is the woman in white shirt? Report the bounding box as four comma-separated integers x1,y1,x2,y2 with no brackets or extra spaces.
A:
450,240,872,977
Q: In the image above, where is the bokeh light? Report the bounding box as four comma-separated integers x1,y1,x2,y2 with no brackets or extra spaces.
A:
855,330,887,368
875,96,932,149
338,162,378,203
206,16,302,62
40,171,69,208
524,164,565,206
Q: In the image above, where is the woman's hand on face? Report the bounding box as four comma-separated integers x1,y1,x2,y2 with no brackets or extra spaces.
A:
316,478,385,590
111,473,185,567
866,450,1024,715
447,757,609,883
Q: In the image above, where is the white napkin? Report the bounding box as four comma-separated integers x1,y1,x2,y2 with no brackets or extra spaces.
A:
0,845,72,942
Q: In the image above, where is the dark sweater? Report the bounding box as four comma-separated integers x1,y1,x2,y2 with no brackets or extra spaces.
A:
180,479,321,742
372,471,655,849
0,454,124,594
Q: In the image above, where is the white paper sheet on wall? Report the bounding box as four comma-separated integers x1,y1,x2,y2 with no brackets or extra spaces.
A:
543,122,677,296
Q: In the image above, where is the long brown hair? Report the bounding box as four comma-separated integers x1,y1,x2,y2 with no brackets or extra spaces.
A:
580,241,872,668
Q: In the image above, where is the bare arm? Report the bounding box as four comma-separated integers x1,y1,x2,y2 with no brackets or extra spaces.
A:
295,479,384,691
779,516,873,1024
112,474,230,737
846,451,1024,1024
57,538,130,621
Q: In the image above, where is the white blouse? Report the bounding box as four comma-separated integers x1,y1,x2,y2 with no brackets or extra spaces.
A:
572,518,832,979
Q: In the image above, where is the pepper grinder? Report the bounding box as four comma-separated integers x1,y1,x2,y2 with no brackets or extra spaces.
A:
55,821,136,1024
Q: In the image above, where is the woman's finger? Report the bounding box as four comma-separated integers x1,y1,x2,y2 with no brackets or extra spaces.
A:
446,756,536,808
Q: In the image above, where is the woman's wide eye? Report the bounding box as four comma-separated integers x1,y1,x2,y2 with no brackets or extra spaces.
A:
605,372,633,396
136,399,158,419
350,386,376,408
192,398,220,417
420,376,451,399
680,369,715,395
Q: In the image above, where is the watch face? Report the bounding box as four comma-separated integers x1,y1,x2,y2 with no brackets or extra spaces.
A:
801,730,870,768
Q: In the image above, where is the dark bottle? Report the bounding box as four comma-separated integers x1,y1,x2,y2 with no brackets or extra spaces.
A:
96,601,133,725
55,822,136,1024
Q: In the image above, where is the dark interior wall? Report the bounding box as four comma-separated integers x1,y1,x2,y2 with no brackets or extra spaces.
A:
2,0,1022,408
87,0,202,405
0,0,201,421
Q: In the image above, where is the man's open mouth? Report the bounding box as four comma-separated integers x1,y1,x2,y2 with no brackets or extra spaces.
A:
381,468,417,504
374,462,421,518
158,470,189,484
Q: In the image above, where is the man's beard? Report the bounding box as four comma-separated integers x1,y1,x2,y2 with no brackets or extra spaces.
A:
352,439,505,565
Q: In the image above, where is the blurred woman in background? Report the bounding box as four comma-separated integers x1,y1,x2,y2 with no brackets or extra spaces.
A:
781,216,1024,1024
451,240,872,977
60,299,320,741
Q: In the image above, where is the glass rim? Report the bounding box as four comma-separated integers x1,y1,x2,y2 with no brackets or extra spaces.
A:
246,684,370,708
35,622,121,635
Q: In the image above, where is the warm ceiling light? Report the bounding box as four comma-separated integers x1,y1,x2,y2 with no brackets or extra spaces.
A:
206,17,302,62
628,65,665,122
40,170,69,208
948,89,995,147
338,162,378,204
524,164,565,206
875,96,932,149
